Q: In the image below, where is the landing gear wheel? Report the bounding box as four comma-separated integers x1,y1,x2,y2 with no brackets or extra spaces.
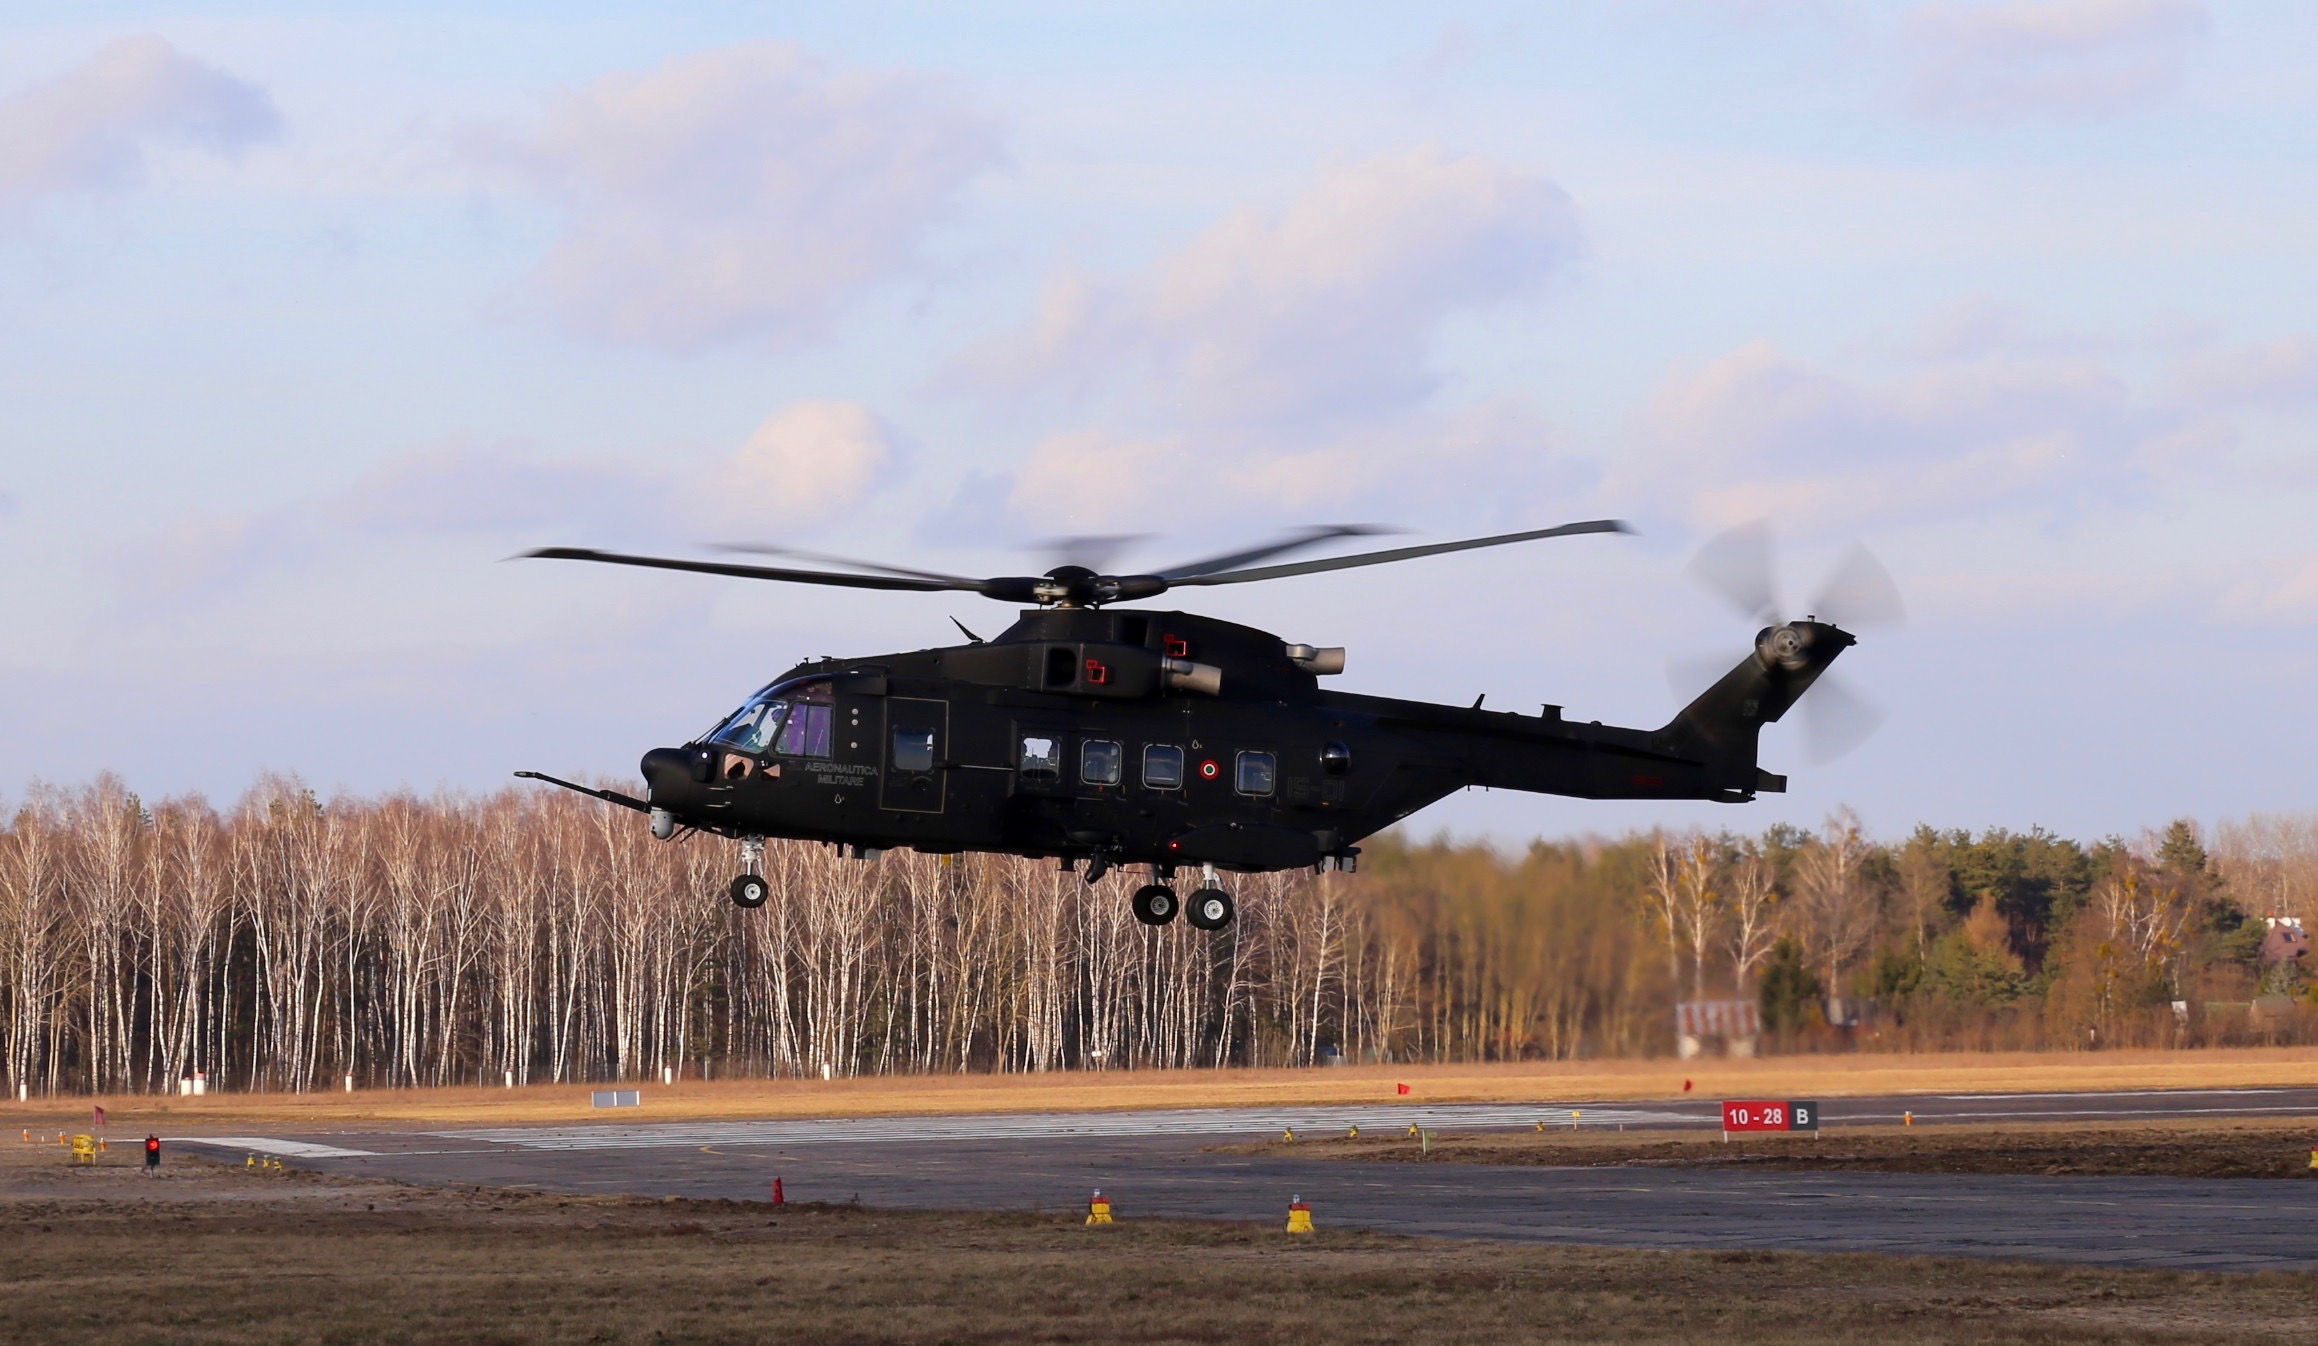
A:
1185,887,1234,931
730,874,770,909
1130,884,1178,926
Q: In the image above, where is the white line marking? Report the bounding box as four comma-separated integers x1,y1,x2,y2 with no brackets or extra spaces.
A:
1937,1090,2316,1100
1843,1105,2318,1121
177,1136,380,1159
429,1104,1700,1152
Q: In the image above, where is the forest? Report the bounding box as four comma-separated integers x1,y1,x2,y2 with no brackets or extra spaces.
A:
3,776,2314,1095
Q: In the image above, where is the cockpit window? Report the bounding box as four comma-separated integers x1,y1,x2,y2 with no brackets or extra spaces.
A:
708,690,788,754
706,677,834,758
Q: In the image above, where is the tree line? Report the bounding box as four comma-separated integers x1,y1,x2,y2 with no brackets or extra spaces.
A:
3,777,2312,1095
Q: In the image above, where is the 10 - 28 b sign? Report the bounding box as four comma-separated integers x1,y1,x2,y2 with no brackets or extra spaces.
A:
1721,1099,1819,1134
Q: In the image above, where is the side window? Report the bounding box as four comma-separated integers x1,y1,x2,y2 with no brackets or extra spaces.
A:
1235,750,1277,797
1019,735,1061,783
892,726,935,773
1142,744,1185,790
775,703,833,757
1081,740,1122,786
772,680,835,757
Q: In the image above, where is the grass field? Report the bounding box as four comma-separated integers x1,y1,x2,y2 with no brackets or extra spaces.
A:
1231,1115,2318,1181
11,1045,2318,1131
5,1145,2313,1345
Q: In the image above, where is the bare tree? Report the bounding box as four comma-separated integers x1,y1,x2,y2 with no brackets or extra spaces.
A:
1794,810,1877,997
1725,847,1777,991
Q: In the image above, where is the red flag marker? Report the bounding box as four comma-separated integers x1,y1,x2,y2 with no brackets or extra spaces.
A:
1395,1083,1410,1096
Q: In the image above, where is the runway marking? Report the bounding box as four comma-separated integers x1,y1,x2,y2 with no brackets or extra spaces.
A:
1936,1089,2317,1100
177,1136,380,1159
429,1103,1700,1152
1840,1104,2318,1121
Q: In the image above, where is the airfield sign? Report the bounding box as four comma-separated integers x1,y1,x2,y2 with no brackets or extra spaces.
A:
1721,1099,1819,1139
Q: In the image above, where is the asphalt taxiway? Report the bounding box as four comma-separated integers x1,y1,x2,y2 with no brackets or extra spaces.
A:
174,1087,2318,1273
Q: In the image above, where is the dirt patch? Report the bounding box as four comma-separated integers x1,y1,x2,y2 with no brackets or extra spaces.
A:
13,1045,2318,1130
1,1141,2312,1345
1227,1116,2318,1180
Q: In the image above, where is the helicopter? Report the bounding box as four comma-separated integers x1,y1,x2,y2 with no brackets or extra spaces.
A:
515,520,1879,930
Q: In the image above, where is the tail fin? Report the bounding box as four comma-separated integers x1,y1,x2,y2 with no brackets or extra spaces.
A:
1656,621,1854,800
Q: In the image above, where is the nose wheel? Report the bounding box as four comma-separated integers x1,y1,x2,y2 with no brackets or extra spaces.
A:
1130,883,1177,926
730,835,769,909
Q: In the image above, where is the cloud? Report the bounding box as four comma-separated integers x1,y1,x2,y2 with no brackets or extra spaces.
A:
1620,339,2170,531
1902,0,2209,122
2223,555,2318,624
1004,399,1582,532
685,400,896,531
117,403,897,605
2170,336,2318,409
969,146,1582,428
119,439,657,606
496,41,1001,351
951,147,1587,532
0,36,279,205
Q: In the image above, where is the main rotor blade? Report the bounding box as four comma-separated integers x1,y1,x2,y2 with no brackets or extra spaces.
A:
1040,534,1149,573
1810,542,1906,629
709,543,978,585
1155,524,1396,581
1169,519,1631,587
522,547,978,593
1687,520,1780,623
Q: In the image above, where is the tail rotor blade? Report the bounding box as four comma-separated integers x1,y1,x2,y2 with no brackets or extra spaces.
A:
1800,672,1886,763
1811,543,1906,629
1687,520,1780,623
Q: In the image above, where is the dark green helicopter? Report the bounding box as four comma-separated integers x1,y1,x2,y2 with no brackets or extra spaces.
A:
517,521,1891,930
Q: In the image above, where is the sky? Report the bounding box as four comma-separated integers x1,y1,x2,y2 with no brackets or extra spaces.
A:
3,0,2315,845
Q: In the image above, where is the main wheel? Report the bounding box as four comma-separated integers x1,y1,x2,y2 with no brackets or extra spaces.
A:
1184,887,1234,930
1130,883,1178,926
730,874,770,909
1185,887,1234,930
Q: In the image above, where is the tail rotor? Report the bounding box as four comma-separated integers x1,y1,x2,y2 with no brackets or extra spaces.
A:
1671,522,1904,764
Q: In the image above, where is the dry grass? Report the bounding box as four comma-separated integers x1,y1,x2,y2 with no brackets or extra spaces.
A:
1231,1115,2318,1181
14,1045,2318,1131
3,1145,2313,1345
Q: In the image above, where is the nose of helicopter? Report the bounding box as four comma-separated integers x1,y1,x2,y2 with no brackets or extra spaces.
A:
640,745,706,800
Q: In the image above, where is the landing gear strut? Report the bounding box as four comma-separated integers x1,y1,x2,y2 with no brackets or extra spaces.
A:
730,835,769,909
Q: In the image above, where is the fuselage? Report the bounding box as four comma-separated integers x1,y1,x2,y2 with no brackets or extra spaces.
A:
635,606,1820,875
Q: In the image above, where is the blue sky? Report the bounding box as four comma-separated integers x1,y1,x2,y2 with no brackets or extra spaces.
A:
3,1,2314,843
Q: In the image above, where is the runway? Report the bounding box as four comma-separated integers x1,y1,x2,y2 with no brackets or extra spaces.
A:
174,1086,2318,1273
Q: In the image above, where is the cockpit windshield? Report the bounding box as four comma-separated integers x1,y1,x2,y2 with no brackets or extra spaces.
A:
705,677,835,758
709,691,788,754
